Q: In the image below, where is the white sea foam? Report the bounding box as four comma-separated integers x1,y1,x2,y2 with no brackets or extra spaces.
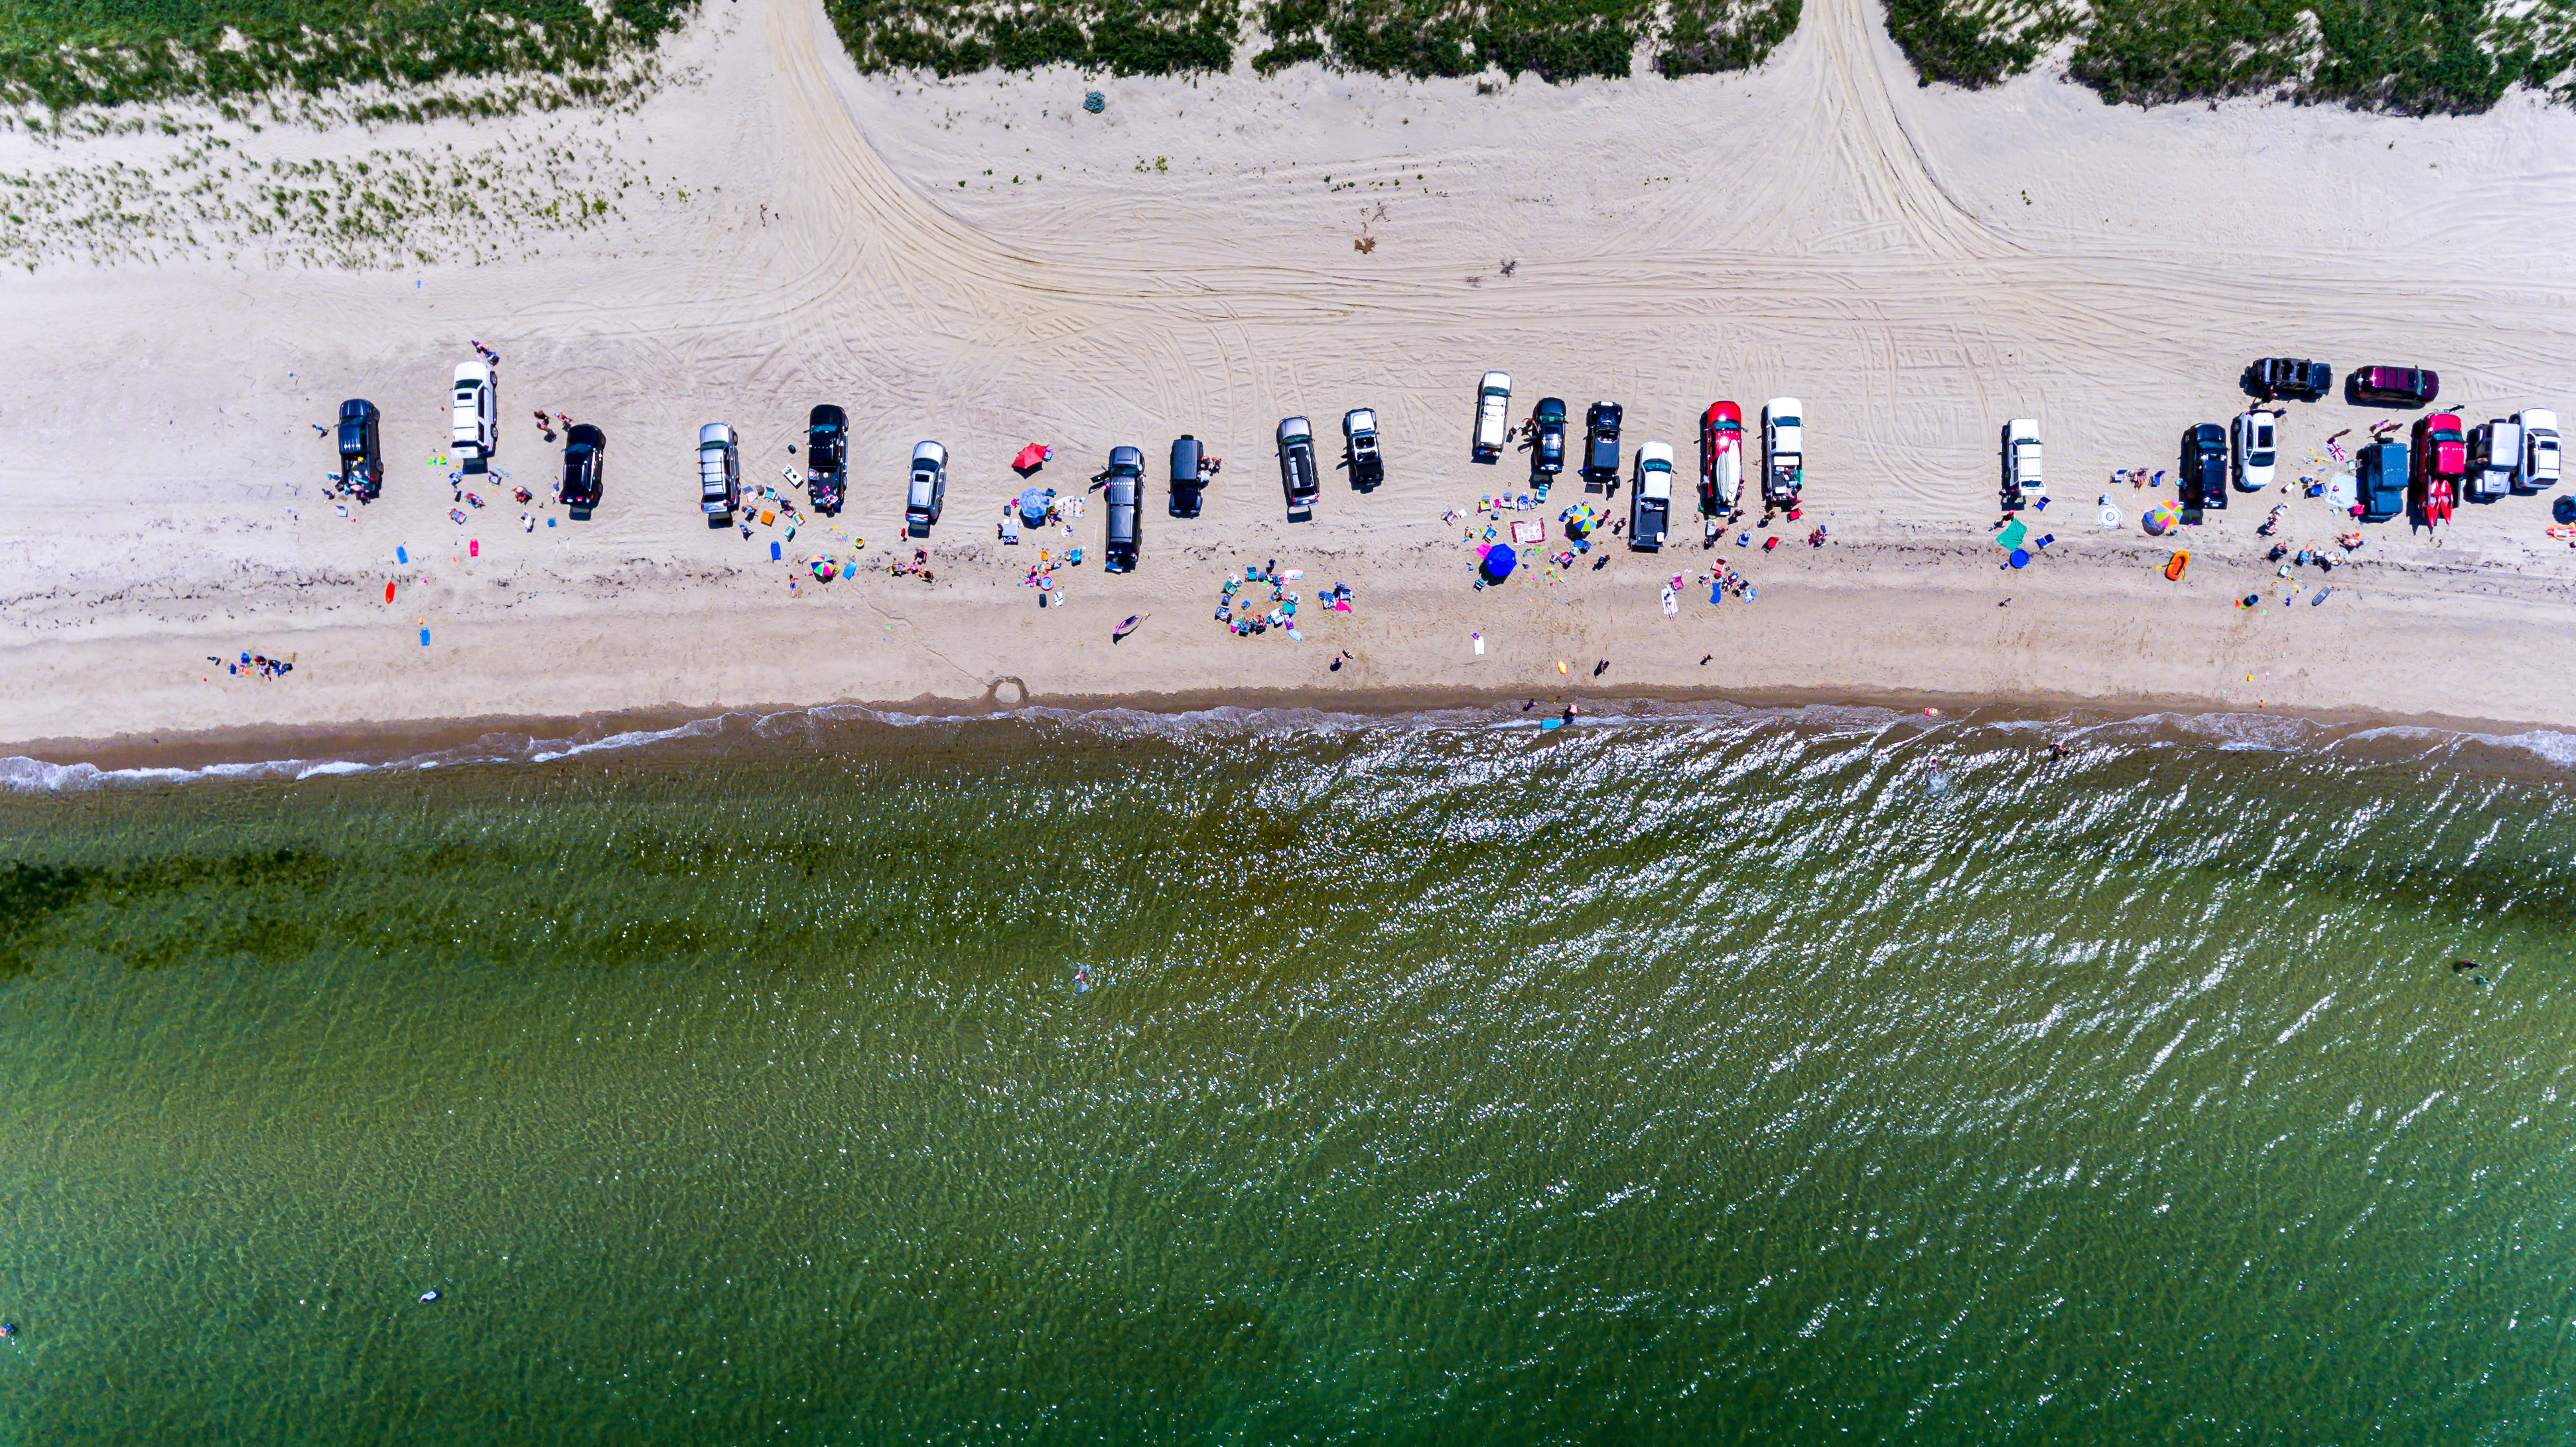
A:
4,698,2572,792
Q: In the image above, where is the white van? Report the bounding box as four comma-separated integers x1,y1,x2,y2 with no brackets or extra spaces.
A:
450,362,496,462
1471,372,1512,461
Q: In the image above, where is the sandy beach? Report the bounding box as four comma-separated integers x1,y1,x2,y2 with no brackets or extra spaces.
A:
6,0,2576,760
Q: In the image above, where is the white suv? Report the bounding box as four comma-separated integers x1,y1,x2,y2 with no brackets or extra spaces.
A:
451,362,496,464
2232,410,2276,490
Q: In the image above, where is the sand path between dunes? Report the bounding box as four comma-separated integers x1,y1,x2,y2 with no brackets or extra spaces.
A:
3,0,2575,754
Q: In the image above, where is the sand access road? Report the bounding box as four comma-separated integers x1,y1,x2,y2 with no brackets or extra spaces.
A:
4,0,2576,757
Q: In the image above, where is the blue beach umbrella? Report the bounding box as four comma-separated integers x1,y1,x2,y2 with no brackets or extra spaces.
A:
1483,543,1518,581
2008,548,2030,568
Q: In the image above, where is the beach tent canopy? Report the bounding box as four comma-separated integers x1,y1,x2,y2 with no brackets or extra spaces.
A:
1014,443,1048,470
1018,488,1051,525
1483,543,1519,580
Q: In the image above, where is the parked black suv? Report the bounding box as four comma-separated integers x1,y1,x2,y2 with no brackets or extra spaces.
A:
561,423,604,509
2246,358,2332,401
1103,445,1143,571
1583,401,1622,484
1170,435,1203,517
336,399,381,499
1532,397,1567,476
2183,423,2226,510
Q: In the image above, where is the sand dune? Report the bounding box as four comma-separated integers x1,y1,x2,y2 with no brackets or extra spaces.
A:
2,0,2573,756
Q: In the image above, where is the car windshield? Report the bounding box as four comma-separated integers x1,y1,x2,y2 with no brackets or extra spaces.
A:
1777,416,1800,429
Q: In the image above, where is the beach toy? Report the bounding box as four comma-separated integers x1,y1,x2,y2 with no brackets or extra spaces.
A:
385,582,396,603
2008,548,2029,568
2165,550,2191,582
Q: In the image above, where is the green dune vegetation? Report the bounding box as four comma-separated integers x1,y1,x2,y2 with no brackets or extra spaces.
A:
0,0,692,113
821,0,1804,82
1887,0,2576,113
0,0,2559,122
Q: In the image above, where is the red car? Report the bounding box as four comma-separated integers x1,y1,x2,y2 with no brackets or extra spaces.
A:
2413,412,2464,524
2351,366,2439,406
1698,401,1744,514
2413,412,2467,481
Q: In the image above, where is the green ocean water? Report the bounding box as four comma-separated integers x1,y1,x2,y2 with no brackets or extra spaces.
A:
1,705,2573,1444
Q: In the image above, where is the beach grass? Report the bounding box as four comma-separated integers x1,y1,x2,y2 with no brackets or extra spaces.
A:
823,0,1799,82
1891,0,2574,112
822,0,1237,77
0,0,693,111
0,123,652,270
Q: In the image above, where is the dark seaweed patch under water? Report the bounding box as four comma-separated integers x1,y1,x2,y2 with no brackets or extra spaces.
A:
0,708,2571,1442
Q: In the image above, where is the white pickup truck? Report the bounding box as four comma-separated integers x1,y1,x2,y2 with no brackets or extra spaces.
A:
2518,409,2560,490
1763,397,1804,508
2003,419,2043,508
1472,372,1512,462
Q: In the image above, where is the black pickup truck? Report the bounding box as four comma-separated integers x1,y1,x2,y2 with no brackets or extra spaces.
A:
805,405,848,513
1343,409,1385,491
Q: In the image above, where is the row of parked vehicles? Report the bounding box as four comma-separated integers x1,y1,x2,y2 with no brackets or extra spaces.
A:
1468,374,1806,549
1999,352,2563,524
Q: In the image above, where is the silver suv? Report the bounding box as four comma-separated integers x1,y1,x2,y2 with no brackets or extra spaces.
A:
698,423,740,517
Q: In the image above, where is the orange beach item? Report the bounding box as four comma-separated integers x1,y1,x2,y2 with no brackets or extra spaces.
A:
2164,550,2189,582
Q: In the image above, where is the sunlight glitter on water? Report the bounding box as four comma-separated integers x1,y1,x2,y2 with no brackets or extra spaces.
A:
0,707,2570,1442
